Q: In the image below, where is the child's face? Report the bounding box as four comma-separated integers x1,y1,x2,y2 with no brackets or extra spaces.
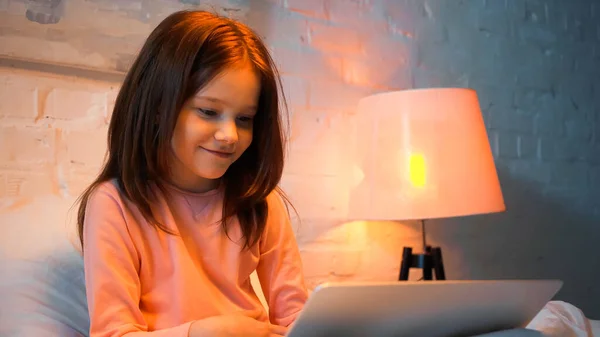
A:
168,63,260,192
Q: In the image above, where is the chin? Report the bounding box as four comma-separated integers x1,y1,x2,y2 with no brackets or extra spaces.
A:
196,169,228,180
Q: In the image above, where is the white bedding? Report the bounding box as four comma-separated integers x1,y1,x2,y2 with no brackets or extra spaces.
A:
591,320,600,336
526,301,597,336
0,196,598,336
1,247,598,337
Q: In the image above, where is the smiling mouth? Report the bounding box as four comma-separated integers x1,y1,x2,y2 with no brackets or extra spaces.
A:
202,147,234,158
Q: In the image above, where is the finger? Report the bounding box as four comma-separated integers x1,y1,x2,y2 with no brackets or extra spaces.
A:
269,324,288,336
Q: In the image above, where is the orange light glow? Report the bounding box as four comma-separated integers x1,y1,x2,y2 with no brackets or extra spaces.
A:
348,88,505,221
408,153,426,188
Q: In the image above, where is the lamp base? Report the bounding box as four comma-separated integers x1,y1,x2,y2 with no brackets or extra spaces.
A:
399,246,446,281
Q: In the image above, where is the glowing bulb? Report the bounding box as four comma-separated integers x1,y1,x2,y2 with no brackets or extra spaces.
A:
408,153,426,188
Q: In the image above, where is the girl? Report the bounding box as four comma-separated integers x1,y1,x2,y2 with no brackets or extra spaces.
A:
76,10,308,337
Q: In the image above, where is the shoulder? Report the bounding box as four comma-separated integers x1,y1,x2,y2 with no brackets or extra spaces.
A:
265,187,295,225
88,179,125,207
82,180,141,268
84,179,135,221
266,188,289,213
259,188,299,249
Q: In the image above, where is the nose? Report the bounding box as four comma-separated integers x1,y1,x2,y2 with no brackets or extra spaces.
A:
214,119,238,144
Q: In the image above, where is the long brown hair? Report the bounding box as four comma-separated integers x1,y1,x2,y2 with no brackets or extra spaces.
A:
76,10,289,250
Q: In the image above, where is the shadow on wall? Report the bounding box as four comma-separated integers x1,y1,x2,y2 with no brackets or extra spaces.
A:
428,164,600,319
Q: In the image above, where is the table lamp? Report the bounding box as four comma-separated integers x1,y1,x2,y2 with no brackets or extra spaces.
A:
348,88,505,281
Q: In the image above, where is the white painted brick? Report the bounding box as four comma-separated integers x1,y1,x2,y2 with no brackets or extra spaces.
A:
534,113,565,136
280,75,308,109
514,60,558,89
295,219,349,245
284,0,328,20
539,138,593,162
382,0,417,39
271,46,343,80
64,171,96,198
340,56,411,89
591,168,600,188
7,174,26,199
281,174,348,220
4,170,57,198
488,130,499,159
300,248,334,277
477,5,511,36
472,84,514,112
0,75,38,119
0,172,5,198
589,145,600,165
44,88,107,121
411,66,455,89
352,37,412,88
506,160,552,184
331,249,362,276
565,118,593,141
0,173,24,199
550,163,589,188
307,78,373,110
307,22,362,55
497,132,519,159
517,22,557,47
106,86,120,123
0,170,57,199
253,7,309,48
489,110,534,134
360,34,411,64
286,110,350,176
0,127,56,167
300,247,363,278
64,127,108,169
515,87,572,115
517,135,537,159
560,74,595,109
325,0,372,24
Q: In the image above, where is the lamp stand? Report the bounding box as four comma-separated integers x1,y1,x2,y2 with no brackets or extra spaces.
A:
398,220,446,281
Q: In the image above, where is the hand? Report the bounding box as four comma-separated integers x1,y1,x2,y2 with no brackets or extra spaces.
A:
189,315,288,337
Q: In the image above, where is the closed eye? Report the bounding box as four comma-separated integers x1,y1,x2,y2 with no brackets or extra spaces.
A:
197,108,218,117
237,115,254,123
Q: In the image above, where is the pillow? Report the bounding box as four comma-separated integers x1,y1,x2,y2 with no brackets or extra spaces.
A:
526,301,593,337
0,196,90,337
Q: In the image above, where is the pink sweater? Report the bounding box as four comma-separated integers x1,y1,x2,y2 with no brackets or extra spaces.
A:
83,180,308,337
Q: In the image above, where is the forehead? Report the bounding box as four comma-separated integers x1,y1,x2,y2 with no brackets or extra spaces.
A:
193,65,261,109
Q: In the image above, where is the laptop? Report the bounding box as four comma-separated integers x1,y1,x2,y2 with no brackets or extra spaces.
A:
286,280,562,337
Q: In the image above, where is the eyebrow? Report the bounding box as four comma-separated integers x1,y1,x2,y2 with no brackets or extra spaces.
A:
196,95,257,112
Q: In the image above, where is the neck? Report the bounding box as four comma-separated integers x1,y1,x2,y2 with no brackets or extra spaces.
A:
163,175,220,194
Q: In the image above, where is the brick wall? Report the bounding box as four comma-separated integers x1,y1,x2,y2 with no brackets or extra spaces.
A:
1,0,599,318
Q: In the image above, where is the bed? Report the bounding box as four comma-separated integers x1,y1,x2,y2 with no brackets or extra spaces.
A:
1,196,598,336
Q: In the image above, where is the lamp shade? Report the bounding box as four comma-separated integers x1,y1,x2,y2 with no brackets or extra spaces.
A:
348,88,505,221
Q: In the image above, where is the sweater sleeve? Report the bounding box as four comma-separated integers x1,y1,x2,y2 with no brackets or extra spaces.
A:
255,191,309,327
83,183,193,337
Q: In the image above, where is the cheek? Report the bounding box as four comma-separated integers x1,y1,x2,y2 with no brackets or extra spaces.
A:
241,129,253,149
170,125,198,162
173,121,201,147
170,129,186,153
